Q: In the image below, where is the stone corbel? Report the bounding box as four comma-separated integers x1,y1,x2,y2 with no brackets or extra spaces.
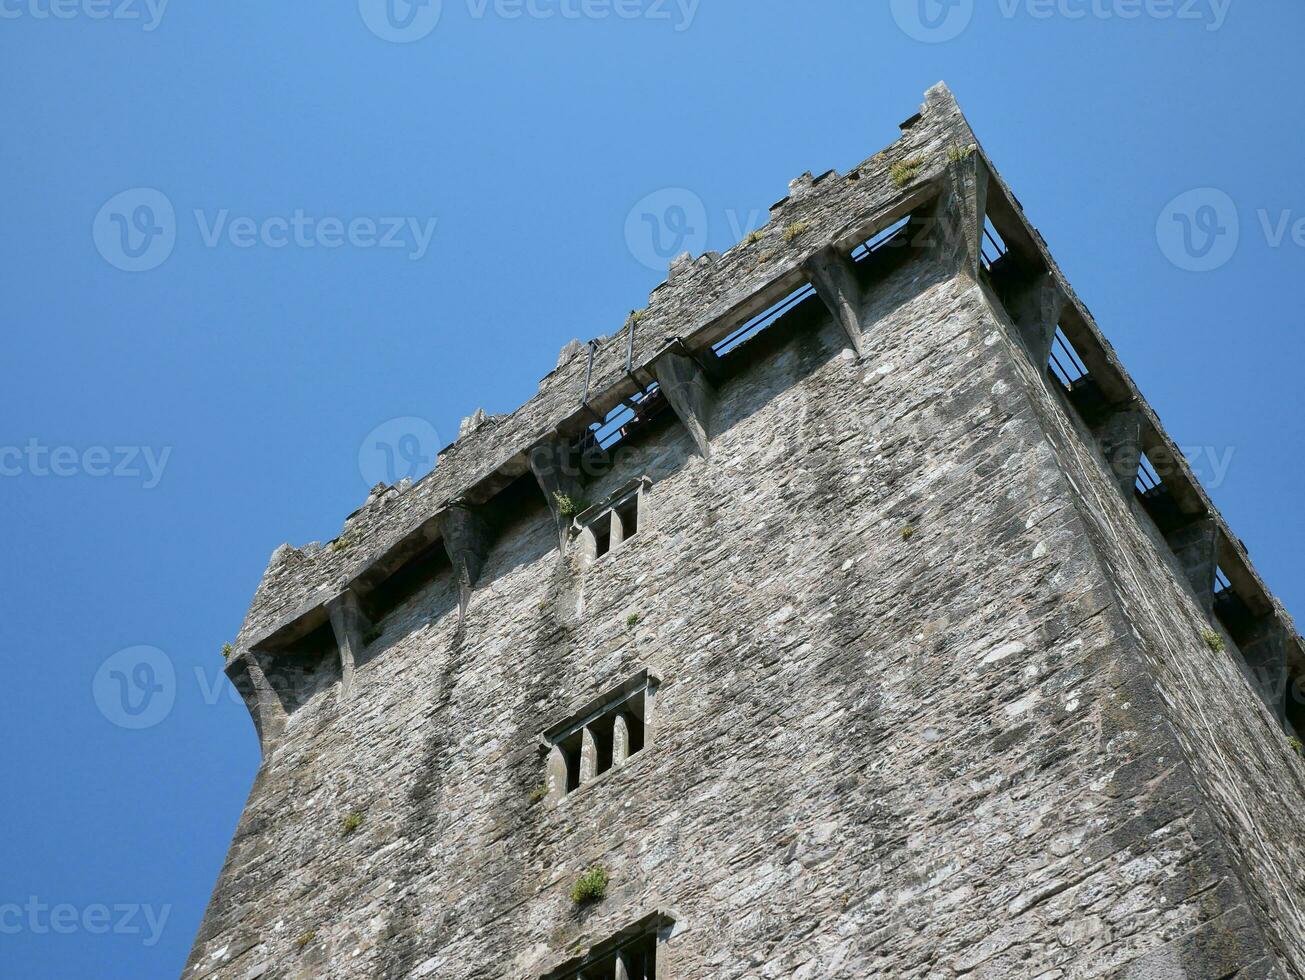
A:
438,502,492,627
1166,516,1218,616
1094,403,1144,496
529,436,586,547
802,245,868,359
225,649,288,756
327,588,372,699
928,152,989,281
652,350,716,459
1239,616,1290,723
1006,272,1066,369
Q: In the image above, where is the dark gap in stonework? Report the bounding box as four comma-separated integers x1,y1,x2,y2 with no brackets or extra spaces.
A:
586,381,667,452
1213,566,1258,645
1048,327,1089,389
591,509,613,559
850,215,911,263
266,621,339,714
980,215,1008,271
615,495,638,540
543,933,658,980
366,538,452,626
712,283,818,357
1135,451,1187,534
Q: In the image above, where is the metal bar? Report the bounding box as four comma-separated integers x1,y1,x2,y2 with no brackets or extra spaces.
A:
1056,333,1087,375
580,340,599,407
1049,351,1074,386
984,224,1006,257
625,315,636,375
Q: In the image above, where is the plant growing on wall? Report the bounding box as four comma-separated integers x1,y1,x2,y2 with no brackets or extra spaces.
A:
890,155,926,189
553,492,585,518
570,866,609,905
947,143,976,164
782,221,809,243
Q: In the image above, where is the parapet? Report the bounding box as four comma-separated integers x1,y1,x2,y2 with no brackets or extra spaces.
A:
224,82,1303,755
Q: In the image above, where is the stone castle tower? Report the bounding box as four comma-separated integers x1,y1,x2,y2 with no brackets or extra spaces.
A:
186,84,1305,979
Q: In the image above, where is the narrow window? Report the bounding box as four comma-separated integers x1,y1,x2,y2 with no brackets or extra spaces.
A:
541,915,669,980
592,510,613,559
576,478,650,564
541,673,657,801
615,495,639,542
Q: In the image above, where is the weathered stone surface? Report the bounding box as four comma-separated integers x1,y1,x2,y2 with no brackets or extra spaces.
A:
651,350,715,458
1096,403,1145,496
326,588,371,698
188,85,1305,980
1007,271,1066,368
802,245,867,358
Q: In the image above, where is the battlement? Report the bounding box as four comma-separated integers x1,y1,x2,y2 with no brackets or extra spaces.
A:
226,82,1302,756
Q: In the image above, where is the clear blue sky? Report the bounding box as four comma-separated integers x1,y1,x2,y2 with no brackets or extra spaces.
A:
3,2,1302,976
